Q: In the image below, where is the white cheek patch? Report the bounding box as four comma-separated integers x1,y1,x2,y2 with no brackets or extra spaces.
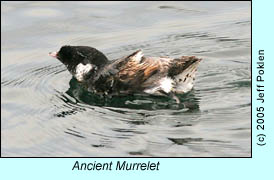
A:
74,63,93,82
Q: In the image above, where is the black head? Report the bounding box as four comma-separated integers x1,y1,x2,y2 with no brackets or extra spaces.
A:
58,45,74,62
56,45,82,67
49,45,109,70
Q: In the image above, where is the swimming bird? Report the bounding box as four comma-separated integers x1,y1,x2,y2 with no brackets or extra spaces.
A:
49,45,202,102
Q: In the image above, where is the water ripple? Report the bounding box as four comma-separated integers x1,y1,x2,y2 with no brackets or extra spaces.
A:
2,1,251,157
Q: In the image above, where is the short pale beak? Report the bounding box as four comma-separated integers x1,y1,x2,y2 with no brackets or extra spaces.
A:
49,51,58,58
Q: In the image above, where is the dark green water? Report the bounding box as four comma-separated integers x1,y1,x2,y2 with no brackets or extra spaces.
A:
1,2,251,157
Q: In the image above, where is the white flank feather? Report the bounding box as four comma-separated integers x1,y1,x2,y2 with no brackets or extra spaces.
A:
132,50,144,62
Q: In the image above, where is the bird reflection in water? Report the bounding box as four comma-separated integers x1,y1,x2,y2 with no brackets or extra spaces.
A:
54,77,201,118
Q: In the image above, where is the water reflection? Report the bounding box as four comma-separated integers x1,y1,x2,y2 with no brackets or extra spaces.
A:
55,77,201,112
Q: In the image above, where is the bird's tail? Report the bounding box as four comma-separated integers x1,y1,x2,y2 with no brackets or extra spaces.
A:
168,56,202,94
